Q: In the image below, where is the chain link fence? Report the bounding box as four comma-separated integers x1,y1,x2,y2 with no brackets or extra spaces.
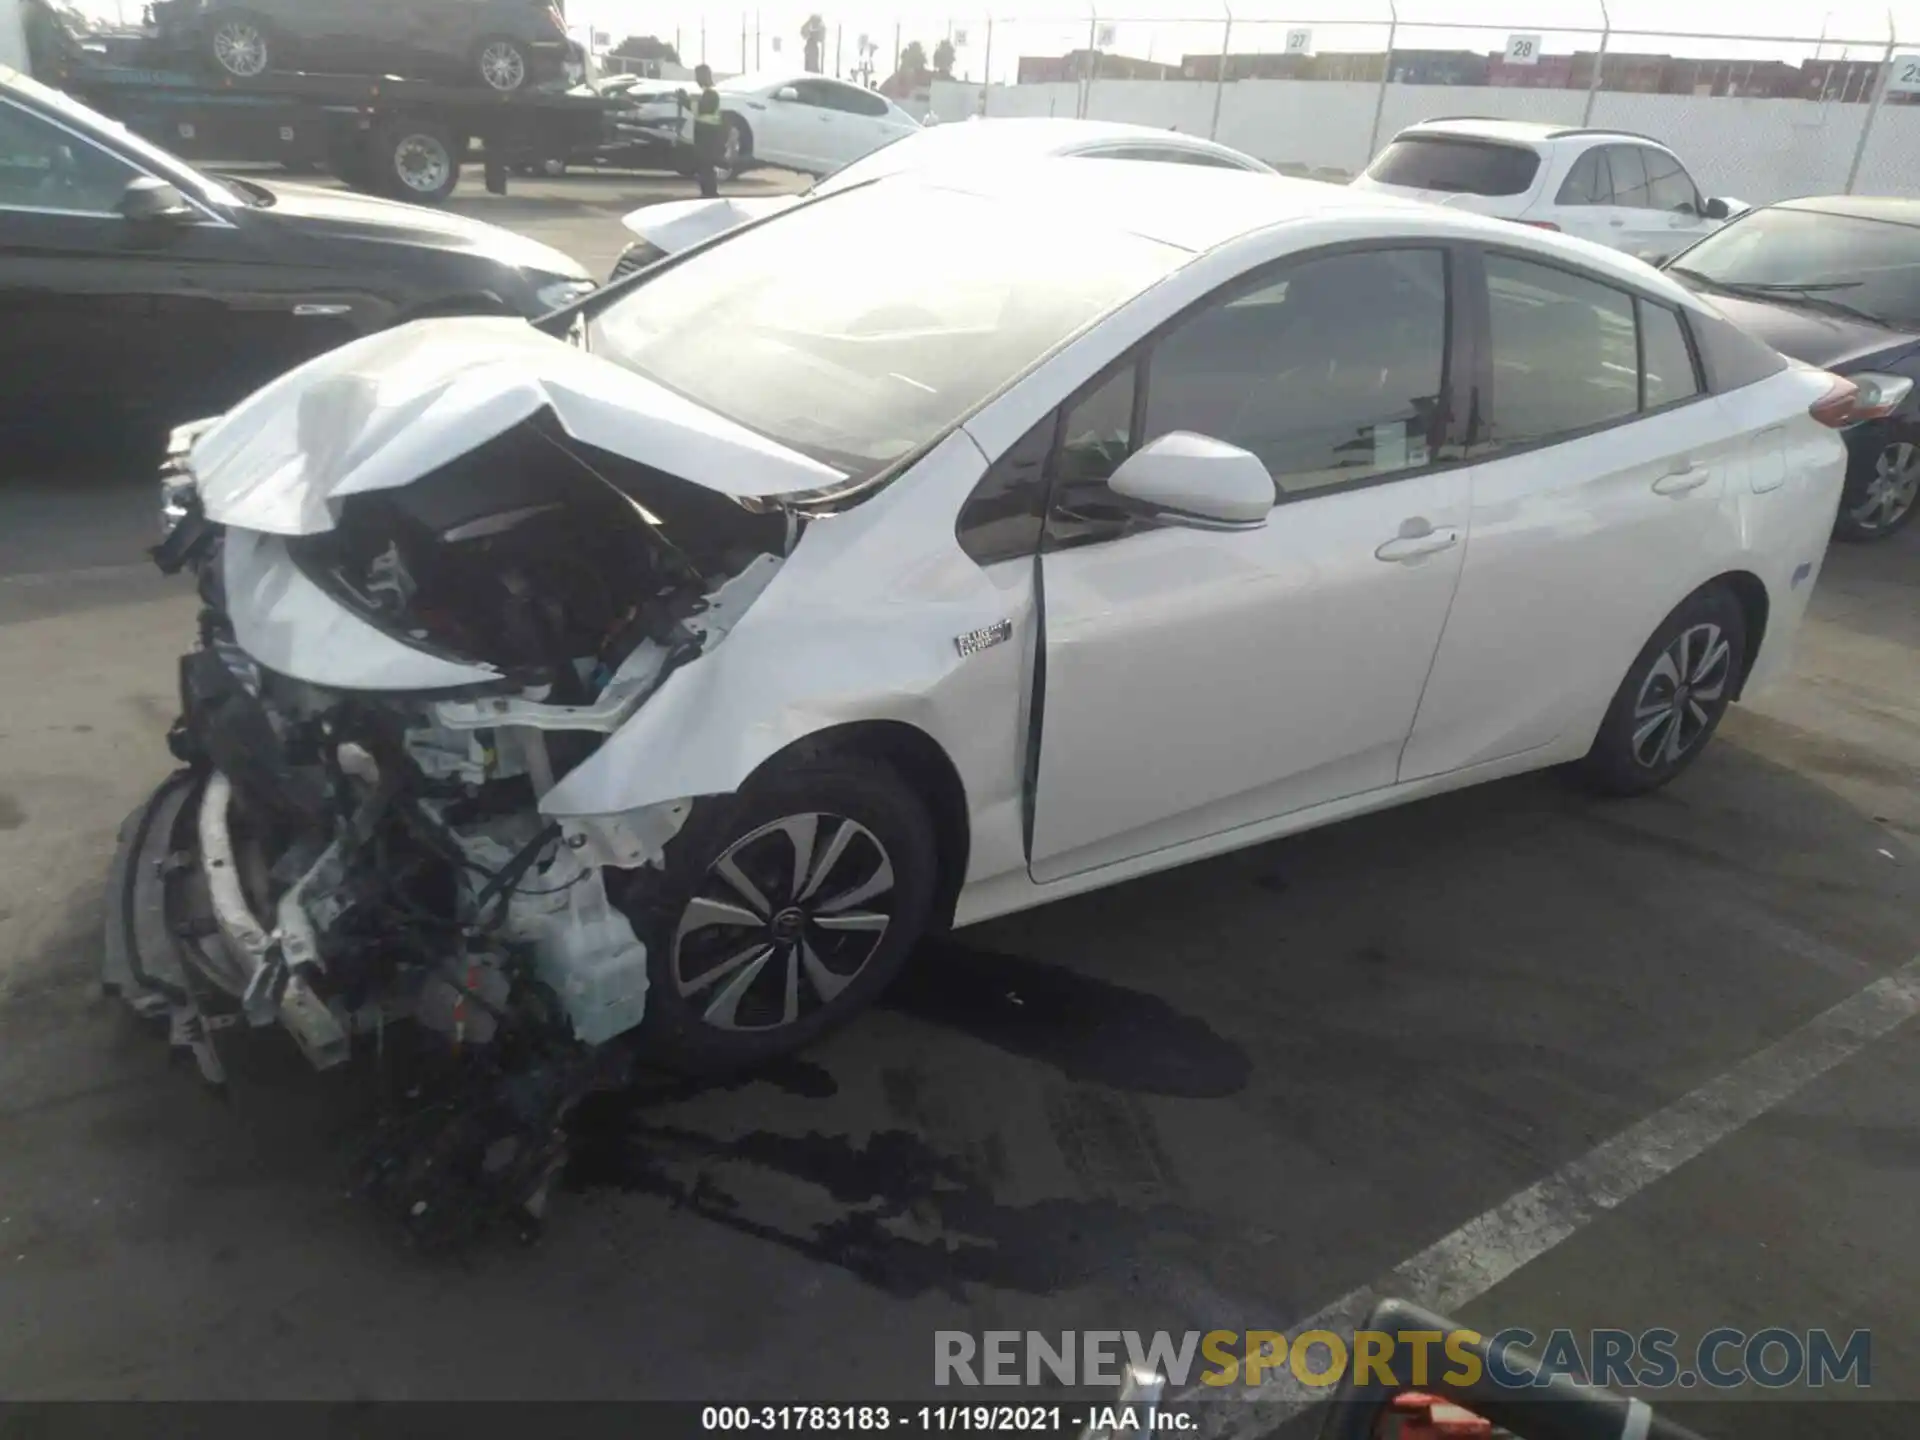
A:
574,4,1920,199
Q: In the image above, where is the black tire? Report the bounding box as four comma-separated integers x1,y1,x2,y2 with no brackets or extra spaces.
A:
722,114,752,179
473,35,533,93
1831,436,1920,543
619,754,938,1074
370,119,462,204
205,9,275,79
1572,584,1748,797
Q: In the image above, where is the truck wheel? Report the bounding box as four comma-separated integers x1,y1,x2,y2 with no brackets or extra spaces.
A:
373,120,463,204
207,11,274,78
474,37,533,92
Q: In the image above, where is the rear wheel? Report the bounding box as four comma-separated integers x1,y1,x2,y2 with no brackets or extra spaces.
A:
207,11,273,78
1833,437,1920,542
474,36,533,93
621,754,938,1074
371,120,463,204
1572,584,1747,797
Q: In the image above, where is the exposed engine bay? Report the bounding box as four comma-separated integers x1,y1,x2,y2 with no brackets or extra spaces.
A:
107,413,797,1245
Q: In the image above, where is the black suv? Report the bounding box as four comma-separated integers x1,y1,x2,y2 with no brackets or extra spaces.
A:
156,0,572,93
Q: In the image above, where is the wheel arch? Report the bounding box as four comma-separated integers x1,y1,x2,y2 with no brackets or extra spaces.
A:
754,719,972,932
1704,569,1769,700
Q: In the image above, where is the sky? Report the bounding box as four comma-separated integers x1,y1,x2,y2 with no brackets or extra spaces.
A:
69,1,1920,85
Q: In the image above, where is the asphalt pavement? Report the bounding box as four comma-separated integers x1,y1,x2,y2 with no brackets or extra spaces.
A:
0,178,1915,1431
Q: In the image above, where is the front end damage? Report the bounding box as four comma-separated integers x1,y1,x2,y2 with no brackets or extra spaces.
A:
105,350,825,1239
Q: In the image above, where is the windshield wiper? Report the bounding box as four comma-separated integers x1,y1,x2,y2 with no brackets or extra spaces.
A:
1675,272,1887,326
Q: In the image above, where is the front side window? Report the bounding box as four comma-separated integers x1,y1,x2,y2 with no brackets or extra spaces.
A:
587,183,1185,479
1141,249,1452,496
0,100,136,213
1640,149,1701,213
1366,137,1540,197
1555,148,1611,206
1481,253,1704,453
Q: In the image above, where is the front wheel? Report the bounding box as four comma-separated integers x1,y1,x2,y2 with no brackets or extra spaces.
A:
1572,584,1748,797
1832,437,1920,542
620,754,938,1074
722,114,751,178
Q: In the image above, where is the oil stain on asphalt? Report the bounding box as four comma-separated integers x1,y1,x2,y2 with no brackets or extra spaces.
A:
564,940,1251,1298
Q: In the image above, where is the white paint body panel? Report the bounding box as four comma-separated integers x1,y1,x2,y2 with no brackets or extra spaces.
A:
186,316,841,537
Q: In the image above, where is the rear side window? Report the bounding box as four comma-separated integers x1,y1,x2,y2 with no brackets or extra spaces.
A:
1639,299,1702,408
1604,145,1650,208
1366,137,1540,197
1482,254,1638,450
1640,149,1700,213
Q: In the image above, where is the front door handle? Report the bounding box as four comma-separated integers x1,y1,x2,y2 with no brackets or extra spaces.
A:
1652,461,1710,496
1375,528,1460,563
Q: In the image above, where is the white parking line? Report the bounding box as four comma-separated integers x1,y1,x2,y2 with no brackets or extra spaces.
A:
1185,952,1920,1437
0,563,156,588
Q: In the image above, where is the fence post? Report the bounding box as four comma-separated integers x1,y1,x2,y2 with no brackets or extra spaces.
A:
835,24,842,78
1580,0,1610,125
1844,18,1899,194
980,18,994,115
699,19,706,68
1208,8,1232,141
740,14,748,73
1365,0,1399,165
1080,9,1097,119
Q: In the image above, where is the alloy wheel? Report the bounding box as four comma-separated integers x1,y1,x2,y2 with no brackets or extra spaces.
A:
1849,440,1920,533
392,134,452,195
479,42,528,92
671,813,895,1033
213,21,268,77
723,124,742,167
1631,622,1733,769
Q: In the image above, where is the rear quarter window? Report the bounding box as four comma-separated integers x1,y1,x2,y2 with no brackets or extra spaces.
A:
1366,136,1541,197
1686,304,1790,394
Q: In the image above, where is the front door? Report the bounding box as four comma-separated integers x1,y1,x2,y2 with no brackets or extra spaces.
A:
1605,144,1719,262
1029,246,1472,883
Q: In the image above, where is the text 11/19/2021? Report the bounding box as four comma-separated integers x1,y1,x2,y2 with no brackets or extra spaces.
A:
702,1405,1189,1434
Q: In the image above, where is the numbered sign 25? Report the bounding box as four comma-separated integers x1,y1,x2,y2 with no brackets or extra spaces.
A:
1889,54,1920,94
1505,33,1543,66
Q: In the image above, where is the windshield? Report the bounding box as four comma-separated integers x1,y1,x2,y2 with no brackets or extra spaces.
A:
6,70,243,210
1366,136,1540,197
1671,205,1920,329
587,184,1184,478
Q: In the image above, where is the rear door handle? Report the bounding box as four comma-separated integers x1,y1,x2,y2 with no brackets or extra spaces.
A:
1652,461,1710,495
1375,528,1460,562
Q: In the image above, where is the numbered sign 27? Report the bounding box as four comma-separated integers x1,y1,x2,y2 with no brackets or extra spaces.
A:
1285,28,1313,55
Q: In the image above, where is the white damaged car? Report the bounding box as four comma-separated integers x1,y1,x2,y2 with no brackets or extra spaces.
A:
108,162,1850,1234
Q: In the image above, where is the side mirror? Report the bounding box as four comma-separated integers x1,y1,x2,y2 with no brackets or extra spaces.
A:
1107,432,1274,529
118,176,194,224
775,85,800,101
1704,197,1731,221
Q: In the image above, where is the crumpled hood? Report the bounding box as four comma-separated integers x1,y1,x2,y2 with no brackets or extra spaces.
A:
188,316,844,536
621,195,799,254
251,179,590,282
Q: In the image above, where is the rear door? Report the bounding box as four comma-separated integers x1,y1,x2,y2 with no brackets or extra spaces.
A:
815,81,909,166
1401,247,1745,780
1631,146,1719,262
1547,145,1619,248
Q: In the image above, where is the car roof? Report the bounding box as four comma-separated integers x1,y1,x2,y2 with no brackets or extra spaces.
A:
1776,194,1920,228
819,116,1271,191
1394,117,1670,151
885,159,1704,304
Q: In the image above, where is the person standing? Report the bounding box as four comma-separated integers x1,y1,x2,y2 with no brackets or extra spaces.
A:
678,64,724,199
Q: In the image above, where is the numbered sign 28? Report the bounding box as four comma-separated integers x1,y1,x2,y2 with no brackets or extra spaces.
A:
1505,33,1543,66
1285,28,1313,55
1889,54,1920,93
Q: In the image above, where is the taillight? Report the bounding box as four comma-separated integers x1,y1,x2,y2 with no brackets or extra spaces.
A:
1842,370,1915,421
1809,375,1861,428
1518,220,1560,231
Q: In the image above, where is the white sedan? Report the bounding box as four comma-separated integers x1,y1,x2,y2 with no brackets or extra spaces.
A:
117,163,1849,1128
610,117,1274,280
618,70,922,179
